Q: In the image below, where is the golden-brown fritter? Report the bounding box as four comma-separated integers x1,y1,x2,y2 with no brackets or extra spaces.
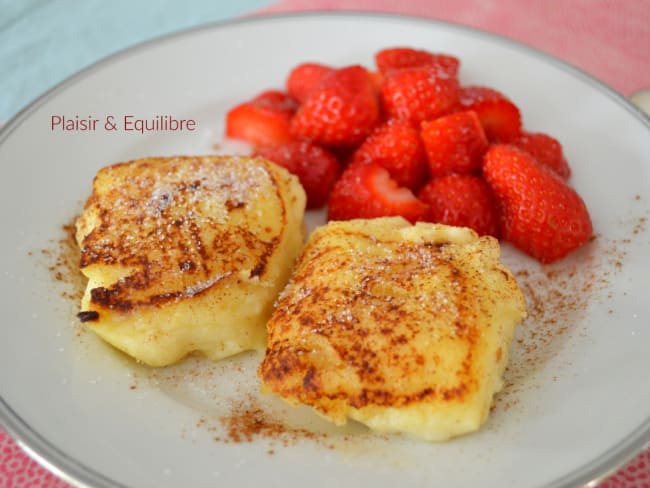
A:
260,217,526,441
76,155,305,366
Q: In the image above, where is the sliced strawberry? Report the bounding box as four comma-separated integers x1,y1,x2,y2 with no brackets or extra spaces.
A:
511,131,571,179
483,144,593,263
420,110,488,177
291,65,380,147
380,66,459,126
286,63,333,104
327,162,428,223
225,90,297,147
458,86,522,142
418,174,498,237
351,120,428,190
254,141,340,209
375,47,460,78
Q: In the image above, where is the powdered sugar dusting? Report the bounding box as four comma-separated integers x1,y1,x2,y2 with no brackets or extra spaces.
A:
77,155,285,310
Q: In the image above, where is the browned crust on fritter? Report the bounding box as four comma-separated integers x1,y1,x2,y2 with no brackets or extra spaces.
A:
78,156,287,313
260,226,516,412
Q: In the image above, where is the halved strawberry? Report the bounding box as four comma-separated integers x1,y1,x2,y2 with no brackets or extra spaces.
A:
380,66,459,126
458,86,522,142
225,90,297,147
420,110,488,177
286,63,333,104
327,162,428,223
418,174,498,237
350,120,428,190
483,144,593,263
254,141,341,209
511,131,571,179
291,65,380,147
375,47,460,78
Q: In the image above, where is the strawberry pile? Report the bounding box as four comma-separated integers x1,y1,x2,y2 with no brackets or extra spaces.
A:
225,47,592,263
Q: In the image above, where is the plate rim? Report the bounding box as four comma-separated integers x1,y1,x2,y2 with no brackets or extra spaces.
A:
1,10,648,488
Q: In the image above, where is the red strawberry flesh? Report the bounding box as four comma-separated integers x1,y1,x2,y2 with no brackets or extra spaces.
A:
286,63,333,104
327,162,428,223
483,144,592,263
225,102,293,147
418,174,498,237
380,66,459,126
512,131,571,179
351,120,428,190
254,141,341,209
421,110,488,177
459,86,522,142
291,65,380,147
375,47,460,78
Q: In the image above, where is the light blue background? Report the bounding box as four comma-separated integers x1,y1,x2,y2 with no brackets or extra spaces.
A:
0,0,274,122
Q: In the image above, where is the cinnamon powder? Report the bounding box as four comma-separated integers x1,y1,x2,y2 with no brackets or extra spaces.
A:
40,196,648,446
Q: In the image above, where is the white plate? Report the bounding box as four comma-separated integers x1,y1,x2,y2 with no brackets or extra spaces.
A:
1,12,649,488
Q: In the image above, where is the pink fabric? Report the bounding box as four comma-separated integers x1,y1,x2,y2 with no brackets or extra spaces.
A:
0,431,68,488
2,1,649,487
1,428,649,488
259,0,650,96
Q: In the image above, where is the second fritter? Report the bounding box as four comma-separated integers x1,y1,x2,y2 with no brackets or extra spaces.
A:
260,217,526,441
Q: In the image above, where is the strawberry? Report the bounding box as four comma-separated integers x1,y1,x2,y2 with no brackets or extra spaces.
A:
350,120,428,190
328,145,358,167
380,66,459,126
225,90,297,147
483,144,593,263
375,47,460,78
458,86,522,142
511,131,571,179
251,90,299,114
254,141,340,209
420,110,488,177
327,162,428,223
286,63,333,104
366,70,385,95
291,65,380,147
418,174,498,237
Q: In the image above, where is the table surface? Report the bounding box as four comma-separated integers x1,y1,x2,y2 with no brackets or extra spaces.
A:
1,1,649,487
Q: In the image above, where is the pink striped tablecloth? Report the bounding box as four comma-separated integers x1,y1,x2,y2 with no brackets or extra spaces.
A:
1,1,648,487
